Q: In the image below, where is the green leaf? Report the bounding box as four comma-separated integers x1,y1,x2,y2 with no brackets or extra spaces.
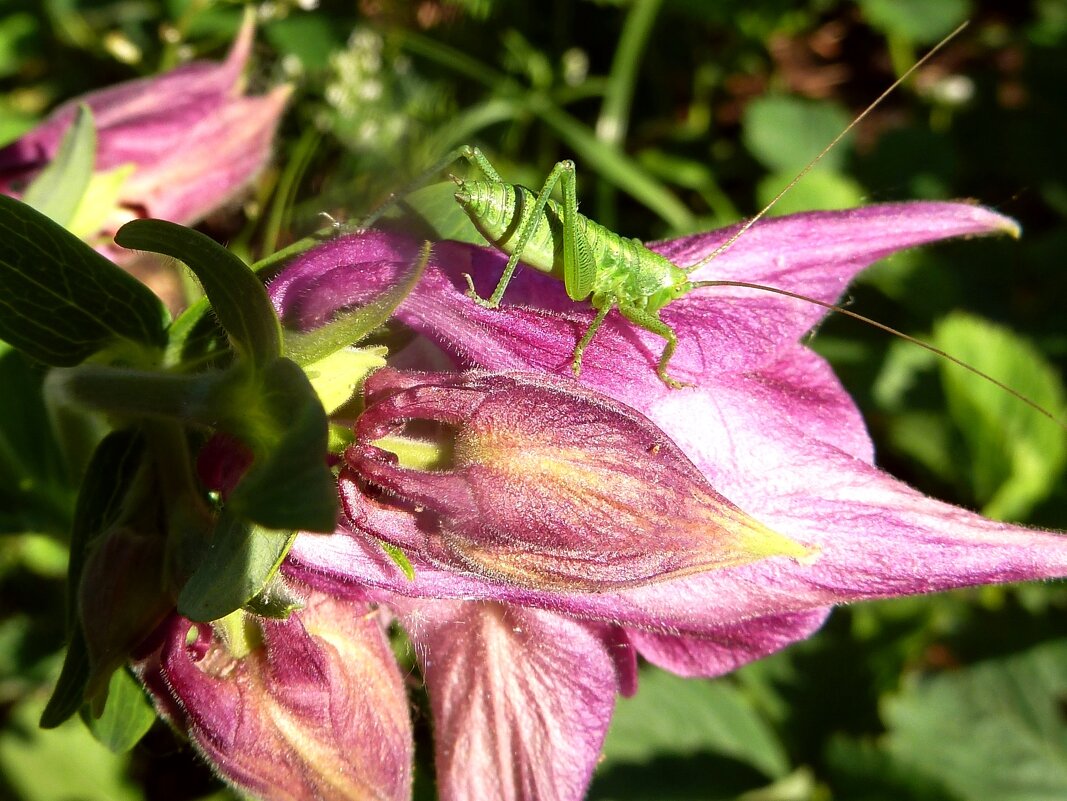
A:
115,219,282,368
858,0,971,44
601,670,790,780
82,666,157,753
742,96,852,174
177,509,296,622
756,168,866,215
41,430,146,729
66,430,146,629
884,638,1067,801
22,104,96,227
40,629,90,729
387,181,486,245
934,313,1067,520
226,357,337,533
0,195,169,366
0,345,74,536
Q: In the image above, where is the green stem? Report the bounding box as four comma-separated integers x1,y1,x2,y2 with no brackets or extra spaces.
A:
51,365,230,426
396,28,694,231
596,0,663,147
595,0,664,228
262,126,323,256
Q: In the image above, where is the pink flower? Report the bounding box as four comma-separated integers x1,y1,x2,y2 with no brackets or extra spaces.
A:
135,587,412,801
0,18,289,238
156,201,1067,801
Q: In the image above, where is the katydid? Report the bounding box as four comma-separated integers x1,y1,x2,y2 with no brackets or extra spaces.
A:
444,28,974,390
434,24,1063,428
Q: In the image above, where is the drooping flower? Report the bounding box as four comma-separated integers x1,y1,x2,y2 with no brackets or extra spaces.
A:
134,587,413,801
0,17,289,246
261,201,1067,800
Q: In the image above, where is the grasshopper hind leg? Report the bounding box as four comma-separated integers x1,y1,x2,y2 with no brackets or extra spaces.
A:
617,305,690,389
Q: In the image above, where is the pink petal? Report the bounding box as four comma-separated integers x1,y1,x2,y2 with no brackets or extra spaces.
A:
135,590,412,801
626,608,830,678
400,599,623,801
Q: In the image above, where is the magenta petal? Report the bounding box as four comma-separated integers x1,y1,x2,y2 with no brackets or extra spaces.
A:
271,203,1015,393
344,370,811,591
135,591,412,801
626,608,830,678
401,599,621,801
123,86,290,224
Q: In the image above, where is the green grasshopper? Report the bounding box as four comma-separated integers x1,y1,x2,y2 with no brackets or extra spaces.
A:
442,29,974,390
368,23,1059,426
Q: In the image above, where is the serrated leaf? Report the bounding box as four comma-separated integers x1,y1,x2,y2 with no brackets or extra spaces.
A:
22,104,96,227
227,357,337,533
934,312,1067,520
82,666,157,753
115,219,281,368
884,638,1067,801
0,195,169,365
177,509,296,622
602,670,790,780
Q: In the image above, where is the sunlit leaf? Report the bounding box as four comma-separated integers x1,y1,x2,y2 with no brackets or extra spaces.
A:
82,666,156,753
115,219,281,368
177,510,295,623
0,196,168,366
884,638,1067,800
601,670,790,780
742,96,852,174
934,312,1067,520
22,104,95,227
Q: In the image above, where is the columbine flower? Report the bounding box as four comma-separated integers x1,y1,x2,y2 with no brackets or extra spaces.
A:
0,17,289,243
143,201,1067,801
135,587,412,801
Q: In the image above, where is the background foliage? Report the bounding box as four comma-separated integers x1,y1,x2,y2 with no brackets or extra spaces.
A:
1,0,1066,799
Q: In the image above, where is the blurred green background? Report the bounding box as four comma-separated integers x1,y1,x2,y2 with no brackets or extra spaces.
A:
1,0,1066,799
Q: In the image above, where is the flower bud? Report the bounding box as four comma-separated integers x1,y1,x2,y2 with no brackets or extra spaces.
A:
136,591,412,801
78,526,171,701
341,370,815,592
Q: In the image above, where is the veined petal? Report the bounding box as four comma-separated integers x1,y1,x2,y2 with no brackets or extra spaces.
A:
135,590,412,801
269,203,1016,392
625,608,831,678
400,599,622,801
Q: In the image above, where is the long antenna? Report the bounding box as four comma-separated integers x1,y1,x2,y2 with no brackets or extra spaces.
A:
687,21,969,273
691,279,1067,431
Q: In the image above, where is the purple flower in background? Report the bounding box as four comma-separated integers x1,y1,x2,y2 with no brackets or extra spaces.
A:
0,17,288,237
